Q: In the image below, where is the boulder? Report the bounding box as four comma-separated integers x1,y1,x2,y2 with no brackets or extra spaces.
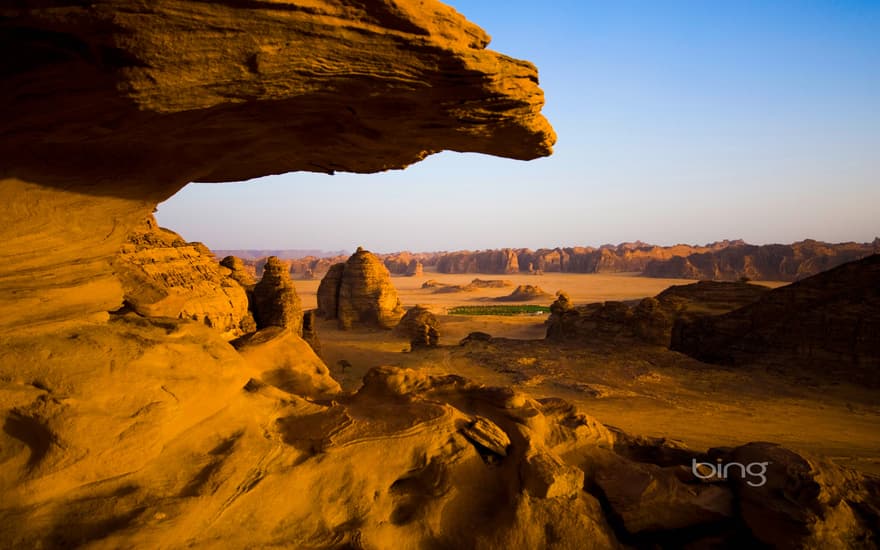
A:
395,305,441,348
252,256,303,334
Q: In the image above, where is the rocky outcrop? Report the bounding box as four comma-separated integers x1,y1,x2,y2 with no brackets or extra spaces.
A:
252,256,303,334
111,215,251,337
470,278,514,288
423,277,513,294
672,255,880,384
495,285,550,302
232,326,338,399
0,0,554,334
338,247,405,329
316,263,346,319
406,260,424,277
219,255,257,289
317,248,405,329
547,281,771,346
395,305,440,348
4,320,878,549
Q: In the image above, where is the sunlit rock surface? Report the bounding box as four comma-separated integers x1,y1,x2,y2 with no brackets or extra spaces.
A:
112,215,252,338
318,247,405,329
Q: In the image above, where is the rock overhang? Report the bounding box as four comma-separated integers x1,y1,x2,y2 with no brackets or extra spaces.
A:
1,0,556,190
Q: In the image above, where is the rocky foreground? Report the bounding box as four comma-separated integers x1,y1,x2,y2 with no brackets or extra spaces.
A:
0,1,877,548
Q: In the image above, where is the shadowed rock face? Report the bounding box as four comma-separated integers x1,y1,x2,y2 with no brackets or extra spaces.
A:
252,257,303,334
0,0,554,334
672,255,880,384
316,263,346,319
546,281,772,346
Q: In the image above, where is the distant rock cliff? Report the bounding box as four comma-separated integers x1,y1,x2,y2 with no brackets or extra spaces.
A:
643,239,877,281
405,240,878,281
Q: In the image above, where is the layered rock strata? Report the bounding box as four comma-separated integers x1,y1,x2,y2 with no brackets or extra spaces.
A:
318,248,405,329
112,215,251,337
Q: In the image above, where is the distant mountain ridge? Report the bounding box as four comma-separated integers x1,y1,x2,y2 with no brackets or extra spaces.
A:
221,239,879,282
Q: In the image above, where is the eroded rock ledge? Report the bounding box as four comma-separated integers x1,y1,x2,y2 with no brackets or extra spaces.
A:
0,0,555,333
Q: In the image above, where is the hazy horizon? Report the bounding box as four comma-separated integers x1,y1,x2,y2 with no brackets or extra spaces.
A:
156,0,880,252
208,235,878,258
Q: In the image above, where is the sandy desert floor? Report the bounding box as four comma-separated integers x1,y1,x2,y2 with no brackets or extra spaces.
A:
296,272,880,475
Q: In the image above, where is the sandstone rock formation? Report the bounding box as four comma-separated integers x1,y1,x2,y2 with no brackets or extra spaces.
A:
317,248,405,329
469,278,514,288
232,326,339,399
546,280,771,346
0,0,554,334
112,215,251,337
252,256,303,334
672,255,880,385
395,305,441,348
6,2,876,548
422,277,513,294
337,247,405,329
496,284,550,302
220,255,257,289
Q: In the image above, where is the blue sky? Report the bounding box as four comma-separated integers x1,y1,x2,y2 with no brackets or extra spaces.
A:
157,0,879,252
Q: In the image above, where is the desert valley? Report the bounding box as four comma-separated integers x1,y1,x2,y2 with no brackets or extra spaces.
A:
2,1,879,549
